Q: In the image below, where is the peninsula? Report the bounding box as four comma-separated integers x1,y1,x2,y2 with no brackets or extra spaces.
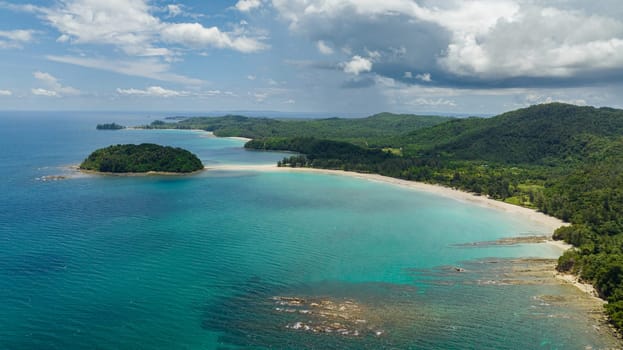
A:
79,143,203,174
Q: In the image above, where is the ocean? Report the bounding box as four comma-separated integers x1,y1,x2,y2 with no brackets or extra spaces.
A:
0,112,618,349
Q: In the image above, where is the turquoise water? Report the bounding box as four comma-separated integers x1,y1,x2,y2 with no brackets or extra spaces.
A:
0,112,619,349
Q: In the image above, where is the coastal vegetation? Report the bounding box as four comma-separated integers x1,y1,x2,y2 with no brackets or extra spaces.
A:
141,112,453,147
96,122,125,130
137,103,623,329
79,143,203,173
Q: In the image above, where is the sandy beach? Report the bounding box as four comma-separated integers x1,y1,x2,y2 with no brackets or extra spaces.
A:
206,163,605,298
206,164,566,232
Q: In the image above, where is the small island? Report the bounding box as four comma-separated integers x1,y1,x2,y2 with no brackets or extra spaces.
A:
79,143,204,174
96,123,125,130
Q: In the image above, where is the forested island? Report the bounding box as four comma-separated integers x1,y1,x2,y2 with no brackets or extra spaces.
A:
96,123,125,130
138,103,623,329
79,143,203,174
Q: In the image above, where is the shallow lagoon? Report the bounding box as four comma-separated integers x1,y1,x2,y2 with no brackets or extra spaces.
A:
0,113,619,349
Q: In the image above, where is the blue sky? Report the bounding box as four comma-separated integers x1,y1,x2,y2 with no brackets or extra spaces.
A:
1,0,623,115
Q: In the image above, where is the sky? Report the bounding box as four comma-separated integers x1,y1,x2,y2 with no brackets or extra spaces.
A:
1,0,623,115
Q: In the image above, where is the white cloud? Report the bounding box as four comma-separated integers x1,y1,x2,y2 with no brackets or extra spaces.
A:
316,40,333,55
416,73,432,82
56,34,70,43
235,0,262,12
341,55,372,75
271,0,623,83
253,92,268,102
32,71,80,97
248,87,291,102
0,29,36,48
247,75,256,80
161,22,267,53
43,0,166,56
31,88,58,97
0,29,35,42
116,86,188,98
403,71,413,79
410,98,456,107
524,93,587,106
47,55,203,85
116,86,237,98
166,4,182,17
0,89,13,96
0,2,42,13
39,0,267,56
439,5,623,78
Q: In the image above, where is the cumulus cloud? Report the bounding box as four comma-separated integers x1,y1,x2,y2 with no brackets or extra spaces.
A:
38,0,267,56
235,0,262,12
0,89,13,96
117,86,189,98
0,29,36,48
166,4,182,17
161,23,267,53
32,71,80,97
316,40,333,55
271,0,623,88
524,93,587,106
341,55,372,75
42,0,166,56
416,73,432,82
438,5,623,79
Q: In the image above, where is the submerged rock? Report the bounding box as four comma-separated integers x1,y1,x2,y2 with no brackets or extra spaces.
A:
37,175,68,181
272,296,385,337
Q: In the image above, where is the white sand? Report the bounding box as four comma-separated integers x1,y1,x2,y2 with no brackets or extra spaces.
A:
555,273,603,301
206,164,566,232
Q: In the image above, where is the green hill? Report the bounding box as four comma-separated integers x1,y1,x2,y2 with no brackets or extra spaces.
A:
80,143,204,173
242,103,623,329
402,103,623,164
142,113,453,146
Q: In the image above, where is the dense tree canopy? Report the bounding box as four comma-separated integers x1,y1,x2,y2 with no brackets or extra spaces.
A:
80,143,203,173
142,112,453,147
96,123,125,130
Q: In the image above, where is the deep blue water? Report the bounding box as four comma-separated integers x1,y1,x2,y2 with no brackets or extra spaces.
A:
0,112,619,349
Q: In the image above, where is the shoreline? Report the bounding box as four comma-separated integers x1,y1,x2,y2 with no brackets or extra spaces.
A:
206,163,603,299
125,127,253,142
77,167,205,177
206,164,565,232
